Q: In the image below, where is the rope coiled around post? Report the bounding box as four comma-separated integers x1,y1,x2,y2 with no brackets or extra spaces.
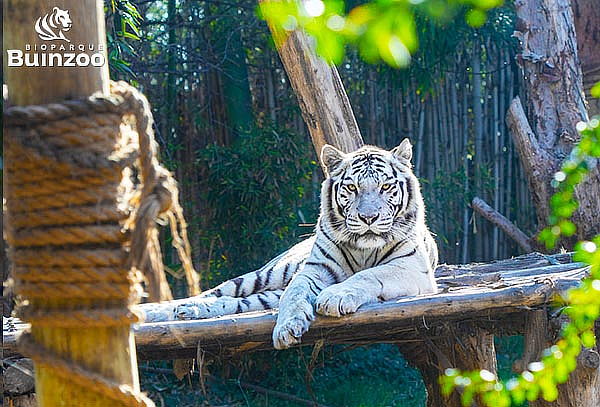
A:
4,81,200,405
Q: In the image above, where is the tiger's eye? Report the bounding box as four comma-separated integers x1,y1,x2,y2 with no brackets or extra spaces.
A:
381,183,392,191
347,184,357,192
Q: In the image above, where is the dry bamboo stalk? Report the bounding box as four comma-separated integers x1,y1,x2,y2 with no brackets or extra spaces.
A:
493,81,501,258
472,46,484,259
498,48,507,258
450,76,459,173
461,78,470,263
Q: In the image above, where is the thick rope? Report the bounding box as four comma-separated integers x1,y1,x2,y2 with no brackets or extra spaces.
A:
4,81,201,406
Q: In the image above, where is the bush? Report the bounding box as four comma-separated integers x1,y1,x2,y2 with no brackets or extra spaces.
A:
198,125,318,284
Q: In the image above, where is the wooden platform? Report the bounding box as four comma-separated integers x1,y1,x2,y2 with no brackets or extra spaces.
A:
3,252,588,360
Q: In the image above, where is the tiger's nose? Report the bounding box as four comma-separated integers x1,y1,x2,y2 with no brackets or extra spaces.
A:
358,213,379,225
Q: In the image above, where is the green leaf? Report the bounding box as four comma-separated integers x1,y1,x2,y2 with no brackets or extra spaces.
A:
591,81,600,99
466,9,487,27
581,330,597,348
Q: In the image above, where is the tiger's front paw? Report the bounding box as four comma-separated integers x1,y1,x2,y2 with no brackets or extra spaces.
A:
315,286,367,317
174,297,219,320
273,304,315,350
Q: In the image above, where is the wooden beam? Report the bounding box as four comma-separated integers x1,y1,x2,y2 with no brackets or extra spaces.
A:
261,0,364,159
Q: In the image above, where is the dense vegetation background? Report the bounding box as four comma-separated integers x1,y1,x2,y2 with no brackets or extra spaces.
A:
106,0,534,405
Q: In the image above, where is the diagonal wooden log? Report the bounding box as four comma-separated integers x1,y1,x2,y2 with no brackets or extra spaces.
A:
471,196,534,252
260,0,364,160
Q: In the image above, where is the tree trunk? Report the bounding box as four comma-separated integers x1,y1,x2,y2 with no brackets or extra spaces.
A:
516,310,600,407
511,0,600,242
510,3,600,403
572,0,600,116
400,324,497,407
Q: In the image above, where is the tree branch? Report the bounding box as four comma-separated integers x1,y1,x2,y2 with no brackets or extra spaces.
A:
471,196,534,252
506,96,557,224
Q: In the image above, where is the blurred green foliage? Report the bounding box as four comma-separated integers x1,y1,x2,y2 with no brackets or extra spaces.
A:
142,344,428,406
259,0,503,67
197,126,318,283
105,0,141,76
441,112,600,406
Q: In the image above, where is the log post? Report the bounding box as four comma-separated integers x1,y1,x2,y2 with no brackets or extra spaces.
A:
4,1,145,405
516,310,600,407
400,323,497,407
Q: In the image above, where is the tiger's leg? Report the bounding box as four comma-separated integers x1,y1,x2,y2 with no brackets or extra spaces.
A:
140,238,313,322
315,251,436,317
140,290,283,322
175,289,283,320
272,265,338,350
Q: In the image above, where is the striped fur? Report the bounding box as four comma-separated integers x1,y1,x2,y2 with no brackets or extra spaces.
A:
159,139,438,350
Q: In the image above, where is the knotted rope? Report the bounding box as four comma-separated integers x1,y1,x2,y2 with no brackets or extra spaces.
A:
4,81,200,405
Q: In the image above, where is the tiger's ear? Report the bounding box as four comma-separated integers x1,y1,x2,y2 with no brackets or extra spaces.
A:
320,144,346,176
391,138,412,165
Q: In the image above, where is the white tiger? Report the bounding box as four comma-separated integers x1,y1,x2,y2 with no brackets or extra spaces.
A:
141,139,438,350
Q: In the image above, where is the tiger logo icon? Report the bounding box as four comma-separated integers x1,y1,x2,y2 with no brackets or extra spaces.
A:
35,7,72,43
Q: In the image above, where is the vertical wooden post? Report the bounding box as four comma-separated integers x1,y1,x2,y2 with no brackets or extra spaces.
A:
4,1,143,405
4,0,109,105
516,310,600,407
400,323,497,407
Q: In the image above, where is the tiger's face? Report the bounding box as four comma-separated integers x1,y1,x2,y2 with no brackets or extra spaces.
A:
320,139,417,249
53,7,72,31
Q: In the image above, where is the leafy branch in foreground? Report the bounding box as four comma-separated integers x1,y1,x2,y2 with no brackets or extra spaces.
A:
440,114,600,406
259,0,503,67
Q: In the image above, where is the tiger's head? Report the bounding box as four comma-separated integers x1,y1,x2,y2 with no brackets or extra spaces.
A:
320,139,424,249
52,7,72,31
35,7,72,43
